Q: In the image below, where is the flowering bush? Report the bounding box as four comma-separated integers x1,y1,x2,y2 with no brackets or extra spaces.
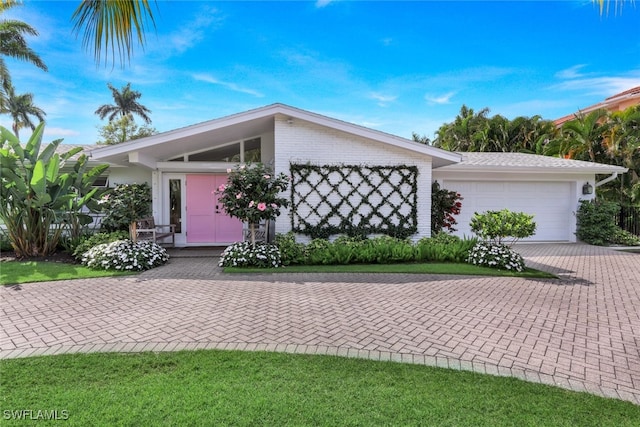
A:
81,239,169,271
466,242,525,272
219,241,282,268
98,183,152,233
431,181,463,234
217,163,289,244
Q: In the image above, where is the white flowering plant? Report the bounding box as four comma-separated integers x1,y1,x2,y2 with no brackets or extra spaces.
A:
466,242,525,272
219,241,282,268
81,239,169,271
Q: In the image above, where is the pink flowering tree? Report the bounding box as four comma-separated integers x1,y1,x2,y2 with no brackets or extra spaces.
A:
217,163,289,246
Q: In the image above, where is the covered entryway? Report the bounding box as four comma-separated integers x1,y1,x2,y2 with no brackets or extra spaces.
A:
444,181,573,241
186,174,243,244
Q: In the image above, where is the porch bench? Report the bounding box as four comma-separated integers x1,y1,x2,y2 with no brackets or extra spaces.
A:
135,217,176,247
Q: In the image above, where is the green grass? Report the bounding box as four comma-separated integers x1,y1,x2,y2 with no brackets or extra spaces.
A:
0,260,136,285
1,350,637,426
225,262,557,278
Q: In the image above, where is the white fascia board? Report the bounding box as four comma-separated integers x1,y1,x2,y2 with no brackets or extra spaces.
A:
90,104,282,160
436,164,628,174
90,103,461,164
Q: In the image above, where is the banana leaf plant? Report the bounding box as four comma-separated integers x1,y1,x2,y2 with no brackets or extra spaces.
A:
0,124,109,258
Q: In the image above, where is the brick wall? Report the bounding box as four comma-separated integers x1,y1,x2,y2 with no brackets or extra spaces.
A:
273,115,432,241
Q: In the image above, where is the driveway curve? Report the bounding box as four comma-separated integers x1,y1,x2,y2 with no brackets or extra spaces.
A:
1,243,639,405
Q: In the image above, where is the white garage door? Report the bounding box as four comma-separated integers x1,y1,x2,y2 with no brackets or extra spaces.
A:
443,181,573,241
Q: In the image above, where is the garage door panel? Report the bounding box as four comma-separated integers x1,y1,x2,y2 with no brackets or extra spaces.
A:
444,180,572,241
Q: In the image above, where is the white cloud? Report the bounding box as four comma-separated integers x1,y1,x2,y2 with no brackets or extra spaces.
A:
555,64,588,79
552,68,640,97
152,6,225,57
45,127,81,137
316,0,334,8
425,92,455,105
192,73,264,97
369,92,397,107
381,38,393,47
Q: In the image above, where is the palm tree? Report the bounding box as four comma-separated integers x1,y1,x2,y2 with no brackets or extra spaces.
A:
606,106,640,202
0,0,47,96
557,109,609,162
433,105,490,151
0,82,46,138
71,0,157,67
95,82,152,124
594,0,632,15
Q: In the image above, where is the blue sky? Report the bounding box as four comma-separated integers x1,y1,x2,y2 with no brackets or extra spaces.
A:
2,1,640,146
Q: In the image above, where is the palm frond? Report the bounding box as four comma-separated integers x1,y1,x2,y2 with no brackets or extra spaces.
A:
72,0,157,67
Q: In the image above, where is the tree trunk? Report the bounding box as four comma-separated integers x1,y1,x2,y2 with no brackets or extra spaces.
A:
130,221,137,242
249,222,256,247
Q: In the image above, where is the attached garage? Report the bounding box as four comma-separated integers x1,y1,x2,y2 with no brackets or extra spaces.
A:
433,152,627,243
441,180,573,241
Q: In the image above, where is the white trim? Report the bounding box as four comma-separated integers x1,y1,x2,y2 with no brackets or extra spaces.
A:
162,173,187,246
90,103,461,165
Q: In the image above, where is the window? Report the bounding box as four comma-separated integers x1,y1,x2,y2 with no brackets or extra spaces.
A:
166,138,261,163
169,179,182,233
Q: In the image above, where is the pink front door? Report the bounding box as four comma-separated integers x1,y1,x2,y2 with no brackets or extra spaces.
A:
186,175,243,243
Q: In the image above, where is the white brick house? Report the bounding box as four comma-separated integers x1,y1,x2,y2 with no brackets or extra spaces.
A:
90,103,626,246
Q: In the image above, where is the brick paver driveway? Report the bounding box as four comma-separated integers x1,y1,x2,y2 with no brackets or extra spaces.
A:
1,243,639,404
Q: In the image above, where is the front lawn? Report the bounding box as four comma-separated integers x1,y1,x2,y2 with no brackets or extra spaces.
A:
225,262,556,278
1,350,637,426
0,260,136,285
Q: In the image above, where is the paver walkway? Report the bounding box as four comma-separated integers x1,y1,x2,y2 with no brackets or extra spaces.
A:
1,243,639,405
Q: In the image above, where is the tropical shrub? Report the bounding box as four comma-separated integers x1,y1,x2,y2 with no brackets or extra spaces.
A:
0,124,109,258
82,239,169,271
0,231,12,252
470,209,536,245
219,241,282,268
467,242,525,272
429,232,463,245
274,234,477,266
217,163,289,245
275,232,307,266
354,236,416,264
611,228,640,246
72,230,130,260
431,181,463,234
304,238,333,265
416,235,478,263
98,183,152,236
575,200,620,246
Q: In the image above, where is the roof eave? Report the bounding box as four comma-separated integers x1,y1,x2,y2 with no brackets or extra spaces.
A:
435,165,628,174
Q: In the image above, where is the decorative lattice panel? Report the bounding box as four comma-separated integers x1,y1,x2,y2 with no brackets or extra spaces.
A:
290,163,418,239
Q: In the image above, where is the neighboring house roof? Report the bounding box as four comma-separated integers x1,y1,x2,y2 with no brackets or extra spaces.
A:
554,86,640,126
53,143,99,161
437,152,628,174
18,143,98,162
89,103,462,168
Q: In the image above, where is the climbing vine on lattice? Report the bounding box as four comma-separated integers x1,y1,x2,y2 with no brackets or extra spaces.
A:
290,163,418,239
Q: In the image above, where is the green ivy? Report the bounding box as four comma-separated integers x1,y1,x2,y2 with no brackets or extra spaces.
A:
290,163,418,239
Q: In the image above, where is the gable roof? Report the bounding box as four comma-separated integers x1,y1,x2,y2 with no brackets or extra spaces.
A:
90,103,461,168
437,152,627,174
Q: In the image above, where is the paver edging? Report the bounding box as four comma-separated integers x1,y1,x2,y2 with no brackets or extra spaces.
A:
1,341,637,406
